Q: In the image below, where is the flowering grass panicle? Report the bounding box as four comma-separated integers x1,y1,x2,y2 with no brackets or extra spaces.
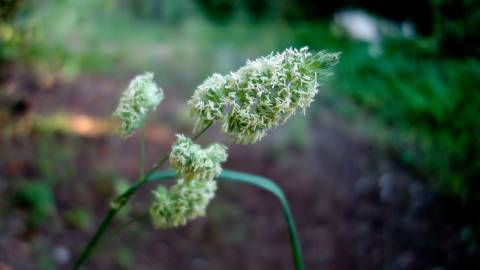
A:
75,47,339,270
114,72,164,138
170,134,228,181
150,179,217,229
188,47,340,144
149,135,227,228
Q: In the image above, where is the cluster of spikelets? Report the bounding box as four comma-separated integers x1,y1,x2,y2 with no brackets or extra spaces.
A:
114,72,164,138
150,179,218,229
113,47,339,229
150,135,228,228
170,134,228,181
188,47,340,144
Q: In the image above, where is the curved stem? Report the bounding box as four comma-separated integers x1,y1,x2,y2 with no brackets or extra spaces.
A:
218,170,305,270
72,124,212,270
75,167,304,270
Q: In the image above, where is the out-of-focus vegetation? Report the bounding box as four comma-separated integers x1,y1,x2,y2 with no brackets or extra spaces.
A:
336,46,480,199
6,0,480,198
1,0,480,269
1,0,479,199
432,0,480,57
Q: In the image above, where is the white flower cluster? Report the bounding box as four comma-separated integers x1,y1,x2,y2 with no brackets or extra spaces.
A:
114,72,164,138
188,47,339,144
150,135,227,229
150,179,217,228
170,134,228,181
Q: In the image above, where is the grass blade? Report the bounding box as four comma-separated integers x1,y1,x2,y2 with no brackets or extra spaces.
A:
74,168,304,269
146,169,305,270
218,170,305,270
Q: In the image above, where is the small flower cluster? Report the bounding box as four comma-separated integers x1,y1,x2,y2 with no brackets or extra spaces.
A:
170,134,228,181
114,72,164,138
188,47,340,144
150,135,227,229
150,179,217,228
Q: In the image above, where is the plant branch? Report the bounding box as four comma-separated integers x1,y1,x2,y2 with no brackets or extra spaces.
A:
140,126,145,180
75,166,305,270
72,123,212,270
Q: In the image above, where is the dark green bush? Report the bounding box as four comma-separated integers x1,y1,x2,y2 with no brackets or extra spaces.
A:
334,47,480,199
432,0,480,57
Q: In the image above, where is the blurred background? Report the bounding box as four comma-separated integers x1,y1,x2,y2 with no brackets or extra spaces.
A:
0,0,479,269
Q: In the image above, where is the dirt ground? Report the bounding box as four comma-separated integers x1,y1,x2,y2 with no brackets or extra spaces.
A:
1,64,479,270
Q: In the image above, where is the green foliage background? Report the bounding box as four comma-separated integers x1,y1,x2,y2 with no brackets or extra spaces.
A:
1,0,479,201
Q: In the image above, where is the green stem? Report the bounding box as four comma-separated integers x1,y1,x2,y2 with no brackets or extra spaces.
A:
72,209,116,269
76,168,305,270
140,126,145,180
72,124,212,270
218,170,305,270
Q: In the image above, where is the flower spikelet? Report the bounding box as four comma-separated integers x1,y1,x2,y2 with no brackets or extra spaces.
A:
188,47,340,144
114,72,164,138
169,134,228,181
150,179,217,228
187,73,227,130
150,135,227,229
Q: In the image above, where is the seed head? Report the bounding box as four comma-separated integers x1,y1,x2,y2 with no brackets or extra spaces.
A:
114,72,164,138
150,179,217,229
188,47,340,143
170,134,228,181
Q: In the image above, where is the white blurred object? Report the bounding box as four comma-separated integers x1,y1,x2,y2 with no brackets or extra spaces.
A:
53,245,71,265
334,9,417,57
401,21,416,39
334,10,380,43
334,9,417,41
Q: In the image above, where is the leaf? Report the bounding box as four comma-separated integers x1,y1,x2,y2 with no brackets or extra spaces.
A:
146,169,305,270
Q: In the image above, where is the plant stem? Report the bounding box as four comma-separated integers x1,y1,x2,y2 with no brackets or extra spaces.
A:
72,123,212,270
76,166,305,270
218,170,305,270
72,209,116,269
140,126,145,180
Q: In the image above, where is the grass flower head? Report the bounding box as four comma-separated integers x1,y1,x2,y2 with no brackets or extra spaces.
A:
188,47,339,143
114,72,164,138
170,134,228,181
150,179,217,228
150,134,227,228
